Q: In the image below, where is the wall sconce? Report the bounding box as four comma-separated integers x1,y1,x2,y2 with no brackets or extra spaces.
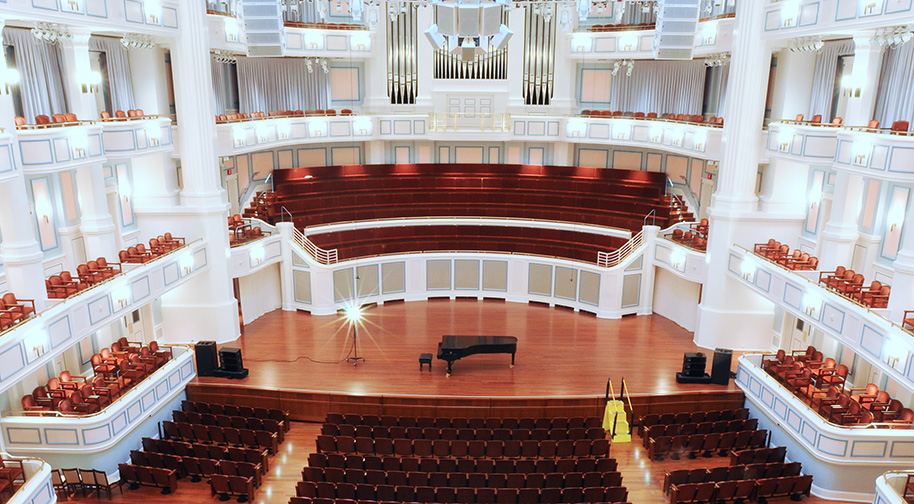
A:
671,129,684,147
232,126,245,147
276,121,291,140
305,31,324,50
32,344,45,359
649,125,662,143
146,125,161,146
224,18,240,42
350,32,371,50
861,0,878,15
780,0,799,27
887,199,905,232
35,196,53,225
353,117,373,135
619,32,637,51
740,257,756,280
250,244,265,266
613,125,631,140
80,71,101,93
808,184,821,213
566,118,586,138
693,131,707,151
840,75,862,98
702,21,718,45
70,133,89,158
309,118,328,137
1,67,19,94
256,125,269,143
670,248,686,270
113,285,130,308
65,0,84,12
851,140,871,166
144,0,162,24
802,292,820,316
180,255,194,275
571,33,590,52
777,126,794,153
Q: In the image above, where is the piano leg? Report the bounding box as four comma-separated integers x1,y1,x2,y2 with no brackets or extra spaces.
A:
511,352,515,368
446,360,453,376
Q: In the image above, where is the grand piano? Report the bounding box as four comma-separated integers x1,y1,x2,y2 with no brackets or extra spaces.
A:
436,335,518,376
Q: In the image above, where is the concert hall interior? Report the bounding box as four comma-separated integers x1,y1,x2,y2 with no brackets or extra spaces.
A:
0,1,914,504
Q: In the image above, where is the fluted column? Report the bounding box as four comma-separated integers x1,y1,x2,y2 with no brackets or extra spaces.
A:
0,179,47,309
57,31,99,121
818,171,864,270
694,0,776,351
75,164,118,260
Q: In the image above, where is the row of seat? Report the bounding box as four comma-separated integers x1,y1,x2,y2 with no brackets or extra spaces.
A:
637,408,749,436
790,115,910,134
578,110,725,126
316,436,609,459
242,191,277,221
0,292,36,331
728,446,787,466
307,453,617,475
162,420,280,453
662,461,802,494
14,113,79,128
640,418,759,448
118,233,185,264
181,399,291,429
296,482,629,504
130,449,262,487
142,436,270,473
320,424,604,442
290,498,629,504
173,410,285,441
647,429,769,461
667,229,706,252
309,226,625,264
100,109,147,120
818,266,891,308
669,475,812,504
117,464,177,494
326,414,603,430
51,466,120,499
754,239,819,271
302,467,623,489
46,257,122,298
215,108,355,123
0,459,25,499
210,474,256,502
283,20,367,30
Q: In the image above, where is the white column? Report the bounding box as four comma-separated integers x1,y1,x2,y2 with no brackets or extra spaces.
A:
75,163,118,260
887,202,914,322
0,179,47,309
817,171,864,270
768,49,816,121
277,222,295,310
758,159,811,215
131,153,181,208
157,0,239,344
128,47,172,116
694,0,775,351
414,5,434,110
843,36,884,127
505,7,527,111
58,31,99,121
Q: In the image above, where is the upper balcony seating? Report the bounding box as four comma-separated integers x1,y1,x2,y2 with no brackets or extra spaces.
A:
282,20,366,30
0,292,36,332
579,110,723,126
15,113,81,129
904,311,914,332
761,346,912,427
0,458,26,498
98,109,147,121
48,258,123,299
753,239,819,271
215,109,355,123
269,164,676,234
308,225,627,264
18,338,172,416
117,233,186,264
817,267,891,308
667,224,708,252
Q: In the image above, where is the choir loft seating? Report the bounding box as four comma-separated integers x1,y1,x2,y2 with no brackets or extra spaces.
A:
267,164,679,233
754,240,819,271
307,225,627,264
578,110,724,126
298,412,626,504
762,346,913,427
99,109,148,120
19,337,172,416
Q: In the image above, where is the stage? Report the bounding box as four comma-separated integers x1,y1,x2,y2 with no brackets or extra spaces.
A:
190,299,745,420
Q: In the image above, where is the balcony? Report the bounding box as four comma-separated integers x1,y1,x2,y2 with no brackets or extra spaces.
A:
564,116,721,160
765,121,840,164
100,117,173,159
568,18,734,59
727,245,914,397
0,240,208,395
763,0,914,38
1,345,195,454
17,123,104,174
833,128,914,182
1,456,54,504
875,471,914,504
736,353,914,499
0,0,180,34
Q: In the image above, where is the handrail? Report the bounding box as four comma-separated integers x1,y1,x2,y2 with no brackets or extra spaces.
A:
597,230,644,268
643,209,656,227
280,206,293,223
265,172,274,192
291,226,338,265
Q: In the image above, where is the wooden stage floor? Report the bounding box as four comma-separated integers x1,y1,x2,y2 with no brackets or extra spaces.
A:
196,299,741,399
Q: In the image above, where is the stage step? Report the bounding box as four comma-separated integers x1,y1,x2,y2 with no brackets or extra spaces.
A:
602,400,631,443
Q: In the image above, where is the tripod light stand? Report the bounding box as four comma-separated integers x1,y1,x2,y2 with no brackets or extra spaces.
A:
345,305,365,366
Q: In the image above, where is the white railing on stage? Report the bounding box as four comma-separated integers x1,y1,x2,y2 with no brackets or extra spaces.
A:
598,230,644,268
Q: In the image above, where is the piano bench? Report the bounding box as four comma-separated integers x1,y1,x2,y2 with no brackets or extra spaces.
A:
419,353,433,371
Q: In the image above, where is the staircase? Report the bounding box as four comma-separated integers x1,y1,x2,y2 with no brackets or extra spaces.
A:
662,194,695,225
242,191,277,223
603,400,632,443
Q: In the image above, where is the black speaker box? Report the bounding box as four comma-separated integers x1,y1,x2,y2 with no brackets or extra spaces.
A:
681,352,707,377
213,347,249,379
711,348,733,385
195,341,218,377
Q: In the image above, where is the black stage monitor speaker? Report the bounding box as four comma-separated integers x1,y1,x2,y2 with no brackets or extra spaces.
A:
711,348,733,385
219,347,244,372
676,352,712,384
195,341,218,377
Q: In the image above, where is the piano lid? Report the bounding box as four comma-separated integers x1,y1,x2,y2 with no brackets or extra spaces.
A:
439,335,518,350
